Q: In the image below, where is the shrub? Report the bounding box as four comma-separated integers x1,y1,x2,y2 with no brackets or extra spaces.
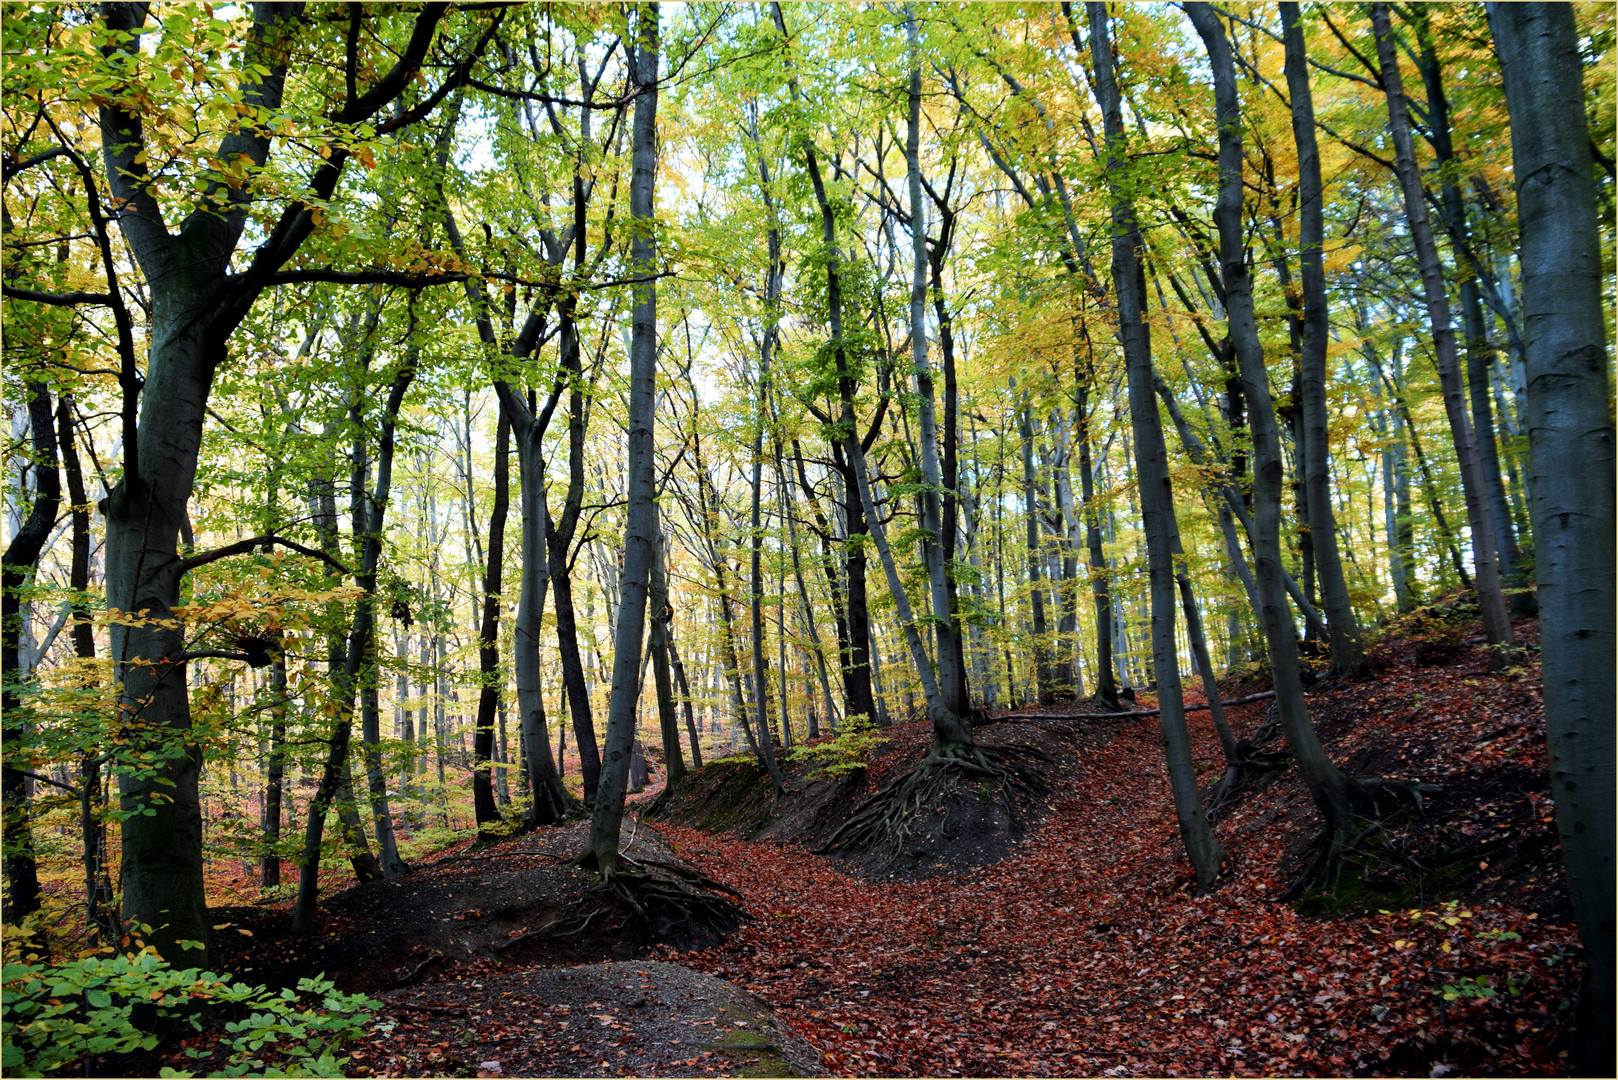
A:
788,714,886,780
2,946,377,1077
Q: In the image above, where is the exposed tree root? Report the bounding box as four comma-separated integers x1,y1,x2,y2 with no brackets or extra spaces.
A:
1280,780,1444,901
815,740,1050,861
1205,702,1294,821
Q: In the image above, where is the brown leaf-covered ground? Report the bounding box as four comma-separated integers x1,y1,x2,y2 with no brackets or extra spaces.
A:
156,610,1580,1077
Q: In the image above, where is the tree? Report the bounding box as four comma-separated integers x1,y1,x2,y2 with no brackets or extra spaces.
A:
584,1,660,881
0,2,494,964
1490,5,1615,1069
1102,1,1221,894
1371,2,1517,667
1280,2,1363,678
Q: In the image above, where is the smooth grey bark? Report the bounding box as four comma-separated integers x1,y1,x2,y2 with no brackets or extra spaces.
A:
1019,405,1056,704
472,411,511,835
1186,3,1357,867
1407,9,1530,615
87,0,469,965
667,636,703,768
1075,353,1121,709
1371,2,1516,664
773,0,970,749
1280,3,1363,677
351,350,412,880
58,398,116,936
693,440,765,763
746,145,787,792
508,400,572,826
905,6,969,725
1095,1,1222,893
649,523,686,787
585,4,658,878
1490,5,1615,1069
774,438,839,733
293,437,383,935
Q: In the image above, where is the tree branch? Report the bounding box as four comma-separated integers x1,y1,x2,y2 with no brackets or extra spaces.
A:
2,285,114,306
176,534,350,577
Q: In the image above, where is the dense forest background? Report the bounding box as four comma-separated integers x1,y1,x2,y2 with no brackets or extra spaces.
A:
2,1,1613,1075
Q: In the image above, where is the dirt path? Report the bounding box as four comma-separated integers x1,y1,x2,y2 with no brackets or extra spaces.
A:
361,960,822,1078
207,619,1576,1078
661,688,1578,1077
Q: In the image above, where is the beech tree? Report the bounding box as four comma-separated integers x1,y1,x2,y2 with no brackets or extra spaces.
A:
1490,4,1615,1069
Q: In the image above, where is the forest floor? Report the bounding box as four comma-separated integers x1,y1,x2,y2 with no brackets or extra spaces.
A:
164,607,1580,1077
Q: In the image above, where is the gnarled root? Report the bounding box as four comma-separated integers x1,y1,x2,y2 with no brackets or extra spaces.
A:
815,740,1048,860
1204,741,1294,821
1280,778,1444,901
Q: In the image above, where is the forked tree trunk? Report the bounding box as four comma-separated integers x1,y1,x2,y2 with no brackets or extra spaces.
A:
1490,5,1615,1069
905,6,970,724
1186,4,1357,865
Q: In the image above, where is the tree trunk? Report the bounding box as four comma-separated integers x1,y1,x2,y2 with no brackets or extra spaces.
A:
1371,2,1516,664
585,6,659,877
1096,2,1223,894
1411,9,1531,615
1490,6,1615,1069
905,6,970,731
512,417,571,826
1187,3,1358,870
473,410,511,835
668,636,704,768
1281,2,1363,677
2,382,58,924
1019,405,1056,704
649,523,686,787
353,355,413,879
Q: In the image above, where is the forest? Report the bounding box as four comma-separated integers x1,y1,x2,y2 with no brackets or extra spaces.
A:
2,2,1613,1077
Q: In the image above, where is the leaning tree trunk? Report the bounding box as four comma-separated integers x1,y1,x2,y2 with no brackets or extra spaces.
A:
1187,4,1360,881
1490,5,1615,1070
585,5,659,879
1371,2,1516,665
1093,2,1223,894
1,382,59,924
1280,2,1363,677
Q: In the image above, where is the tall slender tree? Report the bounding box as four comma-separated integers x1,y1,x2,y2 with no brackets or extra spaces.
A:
1490,5,1615,1069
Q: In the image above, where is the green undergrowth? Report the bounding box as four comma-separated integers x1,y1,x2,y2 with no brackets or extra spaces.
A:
1,928,377,1077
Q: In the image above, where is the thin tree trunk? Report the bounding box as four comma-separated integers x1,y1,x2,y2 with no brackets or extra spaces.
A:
1187,4,1357,874
473,410,511,835
586,7,659,877
1099,2,1222,893
649,522,686,787
2,383,57,923
1372,2,1516,664
1019,404,1055,704
1281,2,1363,676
